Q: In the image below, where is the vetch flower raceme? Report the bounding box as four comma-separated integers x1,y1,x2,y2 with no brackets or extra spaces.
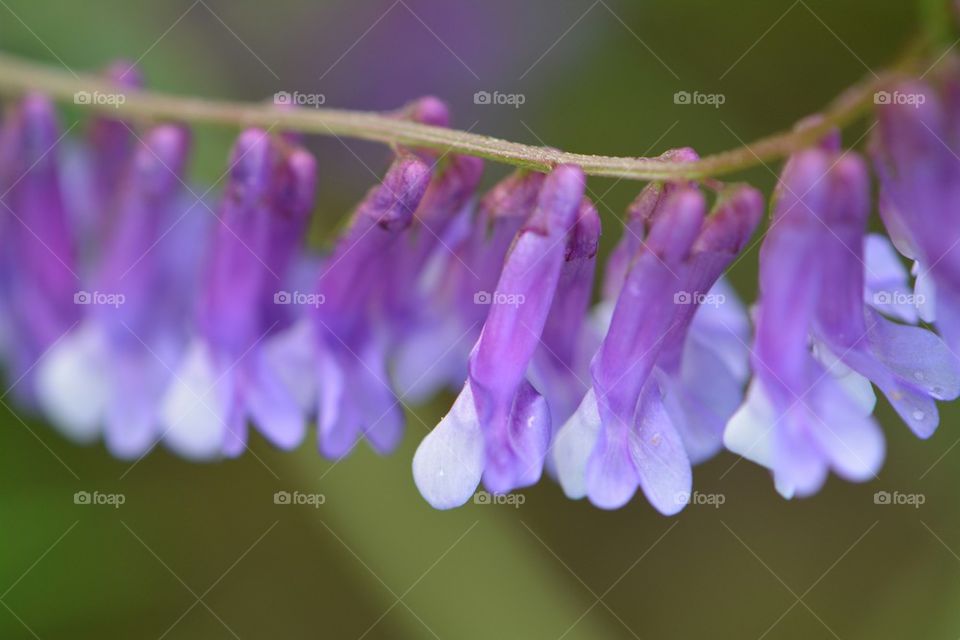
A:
5,53,960,513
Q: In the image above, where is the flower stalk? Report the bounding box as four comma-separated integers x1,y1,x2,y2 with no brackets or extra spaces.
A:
0,50,917,181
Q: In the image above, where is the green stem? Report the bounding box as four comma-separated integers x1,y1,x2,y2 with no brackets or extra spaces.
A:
0,50,920,181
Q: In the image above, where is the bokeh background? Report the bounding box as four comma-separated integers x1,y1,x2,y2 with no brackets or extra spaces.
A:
1,1,957,638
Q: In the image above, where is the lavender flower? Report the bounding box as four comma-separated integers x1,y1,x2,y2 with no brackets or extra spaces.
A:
554,185,706,513
655,185,762,464
271,154,432,459
725,146,957,497
392,169,545,403
873,81,960,355
36,124,192,455
160,129,316,459
413,165,585,509
0,94,79,402
529,198,600,444
812,152,959,438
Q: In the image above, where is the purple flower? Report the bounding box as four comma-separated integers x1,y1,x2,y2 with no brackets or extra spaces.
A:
36,124,192,456
412,165,585,509
872,81,960,356
159,129,317,459
392,169,545,403
272,154,432,459
0,94,79,402
654,185,763,464
383,153,484,336
811,152,959,438
529,197,600,443
723,147,956,497
554,186,706,513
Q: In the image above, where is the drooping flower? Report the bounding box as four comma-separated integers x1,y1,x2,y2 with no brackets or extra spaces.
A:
280,153,433,459
36,124,193,456
872,81,960,355
724,149,879,498
529,197,600,438
392,169,545,403
70,60,144,260
553,184,706,513
159,129,317,459
654,185,763,464
810,152,960,438
0,94,80,403
412,165,585,509
383,152,484,343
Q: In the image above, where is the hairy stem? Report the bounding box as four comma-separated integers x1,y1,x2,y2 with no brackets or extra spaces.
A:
0,50,919,181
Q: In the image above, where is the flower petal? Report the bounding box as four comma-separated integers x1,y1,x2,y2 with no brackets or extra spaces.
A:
412,381,485,509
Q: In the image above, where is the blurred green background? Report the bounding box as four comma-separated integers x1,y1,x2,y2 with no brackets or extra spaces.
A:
1,0,958,638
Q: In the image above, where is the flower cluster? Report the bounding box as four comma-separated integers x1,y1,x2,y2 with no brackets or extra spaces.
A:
1,61,959,514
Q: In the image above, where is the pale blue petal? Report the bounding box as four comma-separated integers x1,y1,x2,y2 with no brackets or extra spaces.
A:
412,381,485,509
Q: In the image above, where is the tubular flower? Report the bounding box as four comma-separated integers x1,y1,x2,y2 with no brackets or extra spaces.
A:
654,185,763,464
554,185,706,513
0,94,79,401
36,124,192,456
292,154,433,459
159,129,317,459
725,146,957,498
412,165,585,509
873,81,960,355
530,197,601,438
392,169,545,403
